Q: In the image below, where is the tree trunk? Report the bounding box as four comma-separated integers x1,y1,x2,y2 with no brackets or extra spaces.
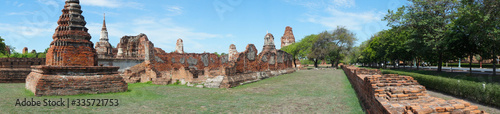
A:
331,60,335,68
417,58,420,70
494,49,497,76
394,60,397,69
293,58,297,68
438,51,443,72
314,59,318,68
469,54,473,75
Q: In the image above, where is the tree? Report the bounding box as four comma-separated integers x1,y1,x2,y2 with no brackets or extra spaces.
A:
0,36,5,55
308,34,326,68
281,42,299,67
385,0,458,72
444,0,500,75
324,26,356,68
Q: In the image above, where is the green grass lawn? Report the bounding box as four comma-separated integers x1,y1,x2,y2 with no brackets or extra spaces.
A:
0,70,363,113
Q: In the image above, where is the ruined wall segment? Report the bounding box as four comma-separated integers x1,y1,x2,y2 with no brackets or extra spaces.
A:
121,32,295,88
342,65,488,114
228,44,238,61
116,33,151,59
0,58,45,83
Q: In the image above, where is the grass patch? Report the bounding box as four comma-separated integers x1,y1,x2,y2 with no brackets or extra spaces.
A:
380,69,500,108
0,70,363,113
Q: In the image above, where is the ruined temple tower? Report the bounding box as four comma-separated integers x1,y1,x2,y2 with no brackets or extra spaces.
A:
26,0,127,96
280,26,301,68
281,26,295,48
45,0,96,66
262,33,276,52
22,47,28,54
228,44,238,61
176,38,184,53
95,13,113,58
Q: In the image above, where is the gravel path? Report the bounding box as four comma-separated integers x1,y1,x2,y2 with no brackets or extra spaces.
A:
426,89,500,114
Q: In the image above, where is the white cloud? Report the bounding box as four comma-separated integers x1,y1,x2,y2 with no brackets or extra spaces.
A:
333,0,355,8
7,11,36,15
79,0,143,9
165,6,183,16
306,7,384,31
0,23,55,52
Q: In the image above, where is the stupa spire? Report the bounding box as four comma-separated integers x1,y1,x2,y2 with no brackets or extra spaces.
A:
102,13,107,31
100,13,109,42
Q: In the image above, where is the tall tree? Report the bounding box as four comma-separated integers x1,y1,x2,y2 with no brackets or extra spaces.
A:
0,36,5,55
445,0,500,75
385,0,458,72
324,26,356,68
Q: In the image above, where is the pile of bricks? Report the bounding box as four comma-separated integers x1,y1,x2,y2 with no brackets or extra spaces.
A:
342,65,488,114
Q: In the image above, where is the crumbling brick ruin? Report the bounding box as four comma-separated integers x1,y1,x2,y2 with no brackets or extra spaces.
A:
121,33,295,88
25,0,127,96
175,38,184,53
281,26,295,48
228,44,238,61
116,33,152,59
342,65,488,114
22,47,28,54
0,58,45,83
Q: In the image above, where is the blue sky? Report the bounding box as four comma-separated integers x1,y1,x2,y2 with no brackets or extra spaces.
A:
0,0,408,53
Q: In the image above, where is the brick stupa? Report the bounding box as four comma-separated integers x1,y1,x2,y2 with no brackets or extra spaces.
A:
280,26,295,48
26,0,127,96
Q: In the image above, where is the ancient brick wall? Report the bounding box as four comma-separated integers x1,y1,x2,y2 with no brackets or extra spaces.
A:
342,66,488,114
122,43,295,88
0,58,45,83
116,33,152,59
26,66,127,96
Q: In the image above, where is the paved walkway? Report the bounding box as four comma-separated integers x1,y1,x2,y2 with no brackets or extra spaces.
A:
388,65,500,75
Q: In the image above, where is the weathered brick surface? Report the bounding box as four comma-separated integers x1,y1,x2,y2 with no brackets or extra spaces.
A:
342,65,488,114
46,0,97,66
280,26,295,48
25,0,128,96
25,66,127,96
0,58,45,83
116,33,152,59
122,33,295,88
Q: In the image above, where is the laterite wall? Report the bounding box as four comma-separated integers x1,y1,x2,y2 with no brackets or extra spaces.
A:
342,65,488,114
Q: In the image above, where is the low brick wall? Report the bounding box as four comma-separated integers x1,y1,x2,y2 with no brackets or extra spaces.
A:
0,58,45,83
26,66,128,96
342,65,488,114
220,68,295,88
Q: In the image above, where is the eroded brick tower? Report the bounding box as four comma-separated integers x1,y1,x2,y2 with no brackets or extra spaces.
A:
26,0,127,96
280,26,295,48
46,0,97,66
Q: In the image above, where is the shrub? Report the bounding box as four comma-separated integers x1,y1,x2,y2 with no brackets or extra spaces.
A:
382,70,500,107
